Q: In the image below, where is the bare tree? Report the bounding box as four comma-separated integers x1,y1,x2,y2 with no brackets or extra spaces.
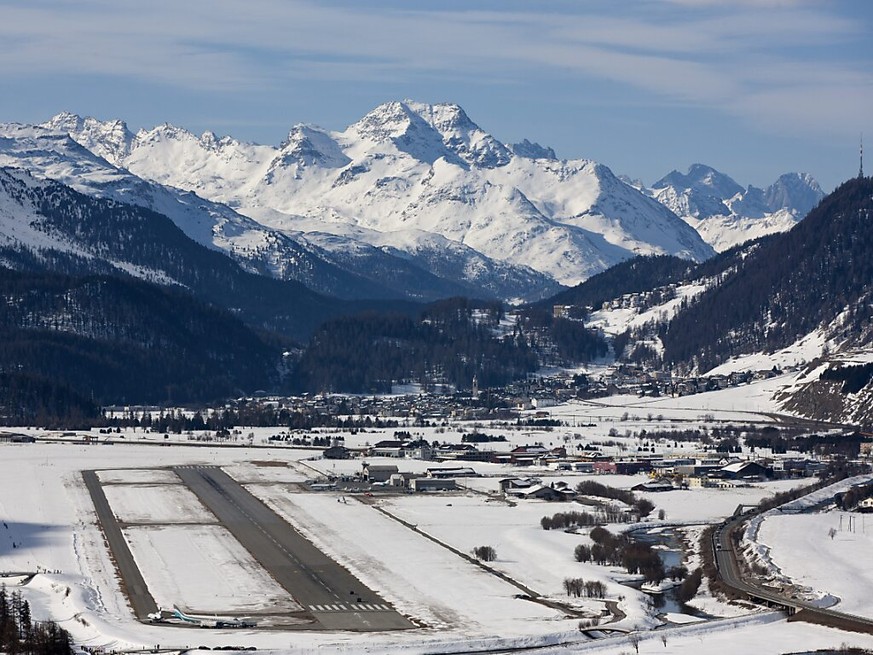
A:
628,632,641,654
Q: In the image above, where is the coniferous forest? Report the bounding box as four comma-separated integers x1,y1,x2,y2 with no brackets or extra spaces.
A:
544,254,695,311
0,268,609,419
0,585,72,655
0,267,285,415
293,298,608,394
661,177,873,370
294,298,540,393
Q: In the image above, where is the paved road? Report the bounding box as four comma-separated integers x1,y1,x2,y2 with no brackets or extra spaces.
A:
713,509,873,634
174,465,412,631
82,471,159,620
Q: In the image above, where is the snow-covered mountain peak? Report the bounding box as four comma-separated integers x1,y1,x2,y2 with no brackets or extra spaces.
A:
136,122,199,146
727,185,770,219
346,100,511,168
648,163,826,253
42,111,85,133
403,101,511,168
273,124,350,170
653,163,744,200
197,131,242,152
349,101,430,142
353,100,476,140
347,100,456,166
41,112,134,165
765,172,823,215
510,139,557,161
405,101,471,131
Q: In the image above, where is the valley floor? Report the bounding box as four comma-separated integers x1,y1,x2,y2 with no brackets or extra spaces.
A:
1,378,872,654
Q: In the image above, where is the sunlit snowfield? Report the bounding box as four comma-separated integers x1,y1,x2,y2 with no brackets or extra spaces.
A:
1,376,872,654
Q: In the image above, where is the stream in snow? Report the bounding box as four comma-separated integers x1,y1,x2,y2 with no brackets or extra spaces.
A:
627,527,713,622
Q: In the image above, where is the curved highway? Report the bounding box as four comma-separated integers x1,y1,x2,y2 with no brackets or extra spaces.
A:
712,508,873,634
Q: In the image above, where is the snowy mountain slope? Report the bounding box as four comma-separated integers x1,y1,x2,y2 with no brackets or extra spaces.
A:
49,101,714,289
2,122,553,300
0,166,354,340
660,176,873,373
0,122,287,259
0,167,147,276
296,224,559,302
647,165,824,252
678,210,800,254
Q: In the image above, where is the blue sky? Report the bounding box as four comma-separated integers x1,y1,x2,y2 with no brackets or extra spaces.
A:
1,0,871,190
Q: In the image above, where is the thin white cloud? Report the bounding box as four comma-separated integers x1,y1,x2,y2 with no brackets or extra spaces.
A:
660,0,819,6
0,0,869,139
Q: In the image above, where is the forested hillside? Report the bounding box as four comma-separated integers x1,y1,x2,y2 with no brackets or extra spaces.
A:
662,177,873,370
0,268,284,419
293,299,539,393
293,298,607,394
543,255,695,311
0,169,414,340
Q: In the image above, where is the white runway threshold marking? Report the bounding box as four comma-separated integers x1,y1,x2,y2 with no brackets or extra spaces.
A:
310,603,392,612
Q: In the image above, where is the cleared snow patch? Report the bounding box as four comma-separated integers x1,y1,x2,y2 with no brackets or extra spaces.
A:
222,462,310,484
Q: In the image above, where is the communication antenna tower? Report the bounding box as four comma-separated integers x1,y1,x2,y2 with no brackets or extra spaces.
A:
861,133,865,179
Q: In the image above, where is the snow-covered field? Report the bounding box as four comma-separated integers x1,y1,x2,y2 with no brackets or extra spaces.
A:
755,513,873,616
124,524,299,614
0,392,872,655
247,487,563,633
103,483,214,524
97,468,181,484
380,493,651,626
738,473,873,619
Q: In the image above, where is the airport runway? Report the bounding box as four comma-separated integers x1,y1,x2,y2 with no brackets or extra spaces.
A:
82,470,159,620
174,465,413,631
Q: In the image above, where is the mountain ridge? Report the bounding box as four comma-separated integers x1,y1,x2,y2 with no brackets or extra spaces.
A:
645,164,824,252
26,103,826,302
0,166,423,341
4,121,557,302
41,101,715,289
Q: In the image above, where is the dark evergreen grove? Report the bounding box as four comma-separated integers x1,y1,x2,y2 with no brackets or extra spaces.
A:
291,297,609,394
0,585,72,655
820,362,873,394
0,267,285,417
543,254,695,312
516,308,609,363
0,265,611,419
293,298,543,393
